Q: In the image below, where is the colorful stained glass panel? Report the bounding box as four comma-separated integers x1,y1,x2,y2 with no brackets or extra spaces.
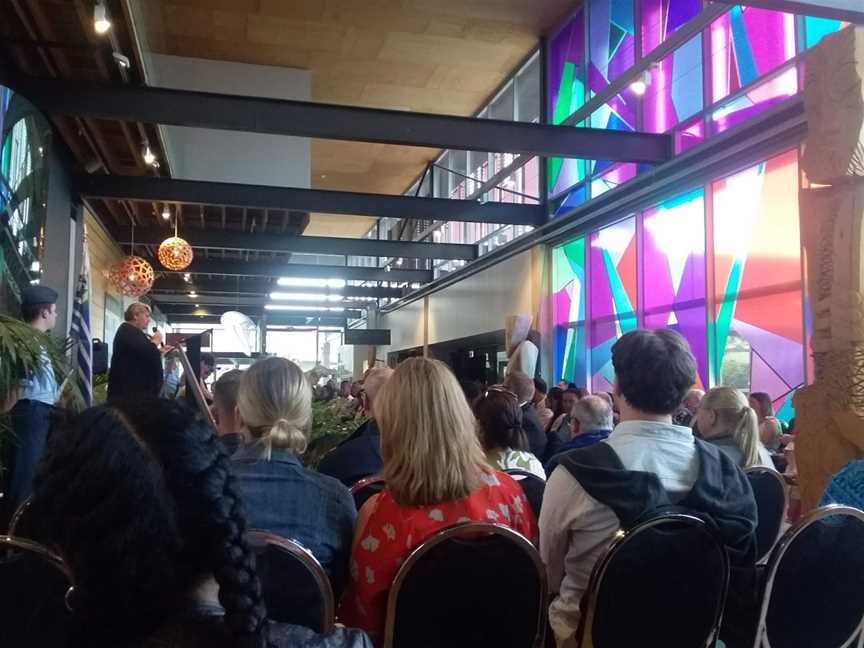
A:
640,0,702,57
644,35,704,133
710,66,798,135
553,239,587,383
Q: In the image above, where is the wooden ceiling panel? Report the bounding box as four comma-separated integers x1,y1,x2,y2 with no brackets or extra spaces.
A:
135,0,575,236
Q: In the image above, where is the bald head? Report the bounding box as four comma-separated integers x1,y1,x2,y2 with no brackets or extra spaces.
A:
571,395,614,437
684,389,705,413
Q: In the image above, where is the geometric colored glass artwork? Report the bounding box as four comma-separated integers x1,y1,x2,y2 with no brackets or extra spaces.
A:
590,163,638,199
553,183,589,218
548,10,587,197
640,0,702,57
710,6,797,104
642,188,708,387
711,66,798,135
589,217,637,391
589,0,636,91
800,15,850,50
644,35,704,134
674,117,705,154
553,238,587,384
589,86,639,176
711,149,804,417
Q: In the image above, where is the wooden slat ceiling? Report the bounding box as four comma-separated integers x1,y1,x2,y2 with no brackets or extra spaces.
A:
134,0,575,236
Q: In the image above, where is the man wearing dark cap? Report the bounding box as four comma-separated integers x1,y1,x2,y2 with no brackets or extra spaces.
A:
3,285,60,524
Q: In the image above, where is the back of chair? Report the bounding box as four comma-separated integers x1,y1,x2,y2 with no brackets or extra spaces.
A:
0,535,73,647
745,467,786,562
755,505,864,648
246,530,335,634
7,496,33,538
349,474,386,511
504,469,545,518
578,513,729,648
384,522,546,648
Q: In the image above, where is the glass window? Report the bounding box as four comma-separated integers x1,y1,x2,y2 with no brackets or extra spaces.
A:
489,82,515,122
644,35,703,133
516,55,541,123
709,6,796,104
640,0,702,57
588,0,636,94
710,65,798,136
433,153,450,198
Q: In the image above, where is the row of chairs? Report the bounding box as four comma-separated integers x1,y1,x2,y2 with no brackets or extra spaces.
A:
4,504,861,647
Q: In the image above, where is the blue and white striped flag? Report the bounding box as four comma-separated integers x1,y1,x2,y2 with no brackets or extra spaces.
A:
70,224,92,407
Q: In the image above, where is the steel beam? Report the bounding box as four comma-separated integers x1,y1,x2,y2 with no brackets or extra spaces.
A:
159,304,362,319
714,0,864,23
172,259,432,283
77,174,543,226
165,313,349,327
150,292,368,309
153,276,405,298
10,75,673,162
116,226,476,260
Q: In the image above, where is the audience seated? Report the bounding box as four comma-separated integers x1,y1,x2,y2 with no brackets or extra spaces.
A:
543,387,565,432
544,395,613,472
476,388,546,480
339,358,537,642
673,388,704,427
211,368,244,456
696,387,774,469
547,387,586,448
540,329,757,648
502,371,547,459
749,392,783,452
820,459,864,510
232,357,357,597
319,367,394,487
459,379,483,411
27,399,371,648
533,377,554,429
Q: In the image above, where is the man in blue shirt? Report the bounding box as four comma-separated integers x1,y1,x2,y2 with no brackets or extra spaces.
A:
3,285,59,526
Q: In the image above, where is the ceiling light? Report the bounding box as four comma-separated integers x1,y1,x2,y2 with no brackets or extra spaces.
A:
195,304,200,308
112,52,130,69
269,292,344,302
276,277,346,288
183,273,191,282
94,1,111,34
142,144,156,166
629,70,652,96
265,304,345,312
162,206,171,220
189,291,198,298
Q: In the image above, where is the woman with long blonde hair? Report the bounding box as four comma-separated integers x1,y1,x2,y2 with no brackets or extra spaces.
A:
695,386,774,468
340,358,537,640
231,357,357,595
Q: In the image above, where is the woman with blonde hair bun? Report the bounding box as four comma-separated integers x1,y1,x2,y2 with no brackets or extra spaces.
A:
231,356,357,595
340,357,537,641
695,386,774,469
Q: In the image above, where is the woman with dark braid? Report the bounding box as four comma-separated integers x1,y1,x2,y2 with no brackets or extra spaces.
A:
28,398,371,648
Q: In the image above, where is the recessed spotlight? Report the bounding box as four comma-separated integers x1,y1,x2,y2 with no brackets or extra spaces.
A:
183,273,191,282
162,206,171,221
189,291,198,298
94,1,111,34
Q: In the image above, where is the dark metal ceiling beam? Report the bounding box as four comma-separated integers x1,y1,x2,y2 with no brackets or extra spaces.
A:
159,304,363,319
9,75,673,162
153,276,405,298
150,292,368,309
115,225,476,260
714,0,863,23
165,313,350,327
77,174,543,226
174,259,432,283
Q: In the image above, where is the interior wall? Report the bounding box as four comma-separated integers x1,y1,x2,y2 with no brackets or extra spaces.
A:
85,210,123,342
378,245,551,375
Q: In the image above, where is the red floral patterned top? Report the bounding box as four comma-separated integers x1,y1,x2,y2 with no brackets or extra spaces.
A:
338,471,537,639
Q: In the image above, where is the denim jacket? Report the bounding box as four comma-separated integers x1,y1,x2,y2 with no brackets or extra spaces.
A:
231,443,357,596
